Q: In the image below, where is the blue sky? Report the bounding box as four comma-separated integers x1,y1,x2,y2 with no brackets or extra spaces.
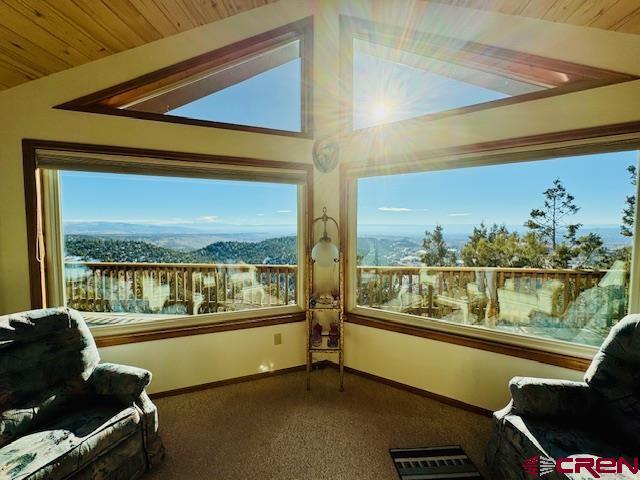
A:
61,173,298,228
60,48,638,236
168,58,301,131
353,50,510,129
357,150,638,231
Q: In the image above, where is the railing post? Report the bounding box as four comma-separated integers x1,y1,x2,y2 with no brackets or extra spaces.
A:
186,267,194,315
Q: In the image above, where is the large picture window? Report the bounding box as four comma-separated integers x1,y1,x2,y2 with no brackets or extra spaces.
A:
30,145,309,333
352,149,638,349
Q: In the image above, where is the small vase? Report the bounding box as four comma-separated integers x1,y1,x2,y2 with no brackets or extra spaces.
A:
311,322,323,347
328,322,339,348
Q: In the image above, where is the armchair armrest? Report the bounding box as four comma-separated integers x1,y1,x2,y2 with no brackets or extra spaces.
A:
90,362,152,405
509,376,601,418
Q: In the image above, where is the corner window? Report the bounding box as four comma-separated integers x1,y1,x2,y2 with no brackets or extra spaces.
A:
352,149,638,348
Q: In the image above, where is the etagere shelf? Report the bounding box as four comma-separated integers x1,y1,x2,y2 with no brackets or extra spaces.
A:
306,208,344,391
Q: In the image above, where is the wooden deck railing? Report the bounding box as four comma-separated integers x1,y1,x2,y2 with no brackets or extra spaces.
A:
65,261,297,314
355,265,622,323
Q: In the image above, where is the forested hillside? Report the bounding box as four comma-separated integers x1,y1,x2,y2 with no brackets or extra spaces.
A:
65,235,297,264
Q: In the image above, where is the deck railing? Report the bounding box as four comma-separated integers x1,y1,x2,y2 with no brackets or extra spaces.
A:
355,265,625,325
65,261,297,314
66,261,626,326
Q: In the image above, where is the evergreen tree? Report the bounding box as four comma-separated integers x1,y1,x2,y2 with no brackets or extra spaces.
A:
421,225,456,266
461,223,519,267
515,231,549,268
574,233,607,269
621,164,637,237
525,178,581,250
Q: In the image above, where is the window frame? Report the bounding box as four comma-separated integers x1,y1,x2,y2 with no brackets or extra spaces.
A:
23,139,313,346
340,122,640,370
339,15,638,133
55,18,314,139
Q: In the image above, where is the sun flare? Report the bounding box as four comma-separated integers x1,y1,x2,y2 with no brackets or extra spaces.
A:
371,98,393,122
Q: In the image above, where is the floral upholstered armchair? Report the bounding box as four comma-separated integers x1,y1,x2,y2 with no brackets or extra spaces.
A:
0,308,164,479
486,314,640,479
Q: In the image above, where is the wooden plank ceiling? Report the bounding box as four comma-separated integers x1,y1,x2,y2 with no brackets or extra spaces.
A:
0,1,638,93
435,0,640,33
0,0,277,91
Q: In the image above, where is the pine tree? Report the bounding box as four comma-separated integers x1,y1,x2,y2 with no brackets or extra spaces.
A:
621,164,637,237
421,225,456,266
574,233,607,269
525,178,581,251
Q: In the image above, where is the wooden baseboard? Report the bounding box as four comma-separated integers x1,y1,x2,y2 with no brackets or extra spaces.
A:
321,361,492,417
149,364,306,399
149,360,493,417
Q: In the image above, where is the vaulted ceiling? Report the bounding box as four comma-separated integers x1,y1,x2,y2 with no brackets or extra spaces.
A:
0,0,638,93
0,0,277,90
435,0,640,33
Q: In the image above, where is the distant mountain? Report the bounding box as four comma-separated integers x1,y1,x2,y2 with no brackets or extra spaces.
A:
65,236,207,263
64,222,200,235
65,235,297,265
196,236,297,264
64,221,296,237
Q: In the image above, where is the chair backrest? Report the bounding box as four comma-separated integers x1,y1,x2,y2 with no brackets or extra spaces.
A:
584,314,640,449
0,308,99,411
585,314,640,385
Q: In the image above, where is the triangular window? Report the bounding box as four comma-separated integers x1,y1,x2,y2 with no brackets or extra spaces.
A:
57,19,312,137
344,17,635,130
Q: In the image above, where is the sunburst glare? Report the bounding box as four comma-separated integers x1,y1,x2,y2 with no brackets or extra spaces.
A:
371,98,394,123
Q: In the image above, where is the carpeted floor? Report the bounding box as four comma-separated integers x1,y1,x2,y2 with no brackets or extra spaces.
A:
146,367,493,479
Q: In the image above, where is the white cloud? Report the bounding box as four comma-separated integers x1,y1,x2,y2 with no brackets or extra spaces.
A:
448,212,472,217
197,215,219,223
277,210,292,213
378,206,412,212
256,213,265,217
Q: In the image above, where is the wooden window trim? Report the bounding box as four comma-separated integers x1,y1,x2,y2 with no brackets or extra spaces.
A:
22,139,313,345
339,15,638,132
95,311,305,348
55,18,314,139
339,121,640,371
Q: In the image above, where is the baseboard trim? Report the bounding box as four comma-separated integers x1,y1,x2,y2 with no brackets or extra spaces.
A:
149,361,493,417
340,364,493,417
149,364,306,399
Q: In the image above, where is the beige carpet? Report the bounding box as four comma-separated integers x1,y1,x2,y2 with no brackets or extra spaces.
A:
146,367,493,479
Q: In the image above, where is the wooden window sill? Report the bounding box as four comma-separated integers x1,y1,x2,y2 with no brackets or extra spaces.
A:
95,311,305,347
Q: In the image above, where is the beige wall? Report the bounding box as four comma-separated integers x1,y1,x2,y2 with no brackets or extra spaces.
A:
0,0,638,402
100,322,306,395
345,323,583,411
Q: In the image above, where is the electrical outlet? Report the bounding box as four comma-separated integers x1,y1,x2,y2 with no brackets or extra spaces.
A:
273,333,282,345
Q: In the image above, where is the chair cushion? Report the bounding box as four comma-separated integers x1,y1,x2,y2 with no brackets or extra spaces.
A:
584,314,640,450
0,308,99,411
0,403,140,480
0,386,83,448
